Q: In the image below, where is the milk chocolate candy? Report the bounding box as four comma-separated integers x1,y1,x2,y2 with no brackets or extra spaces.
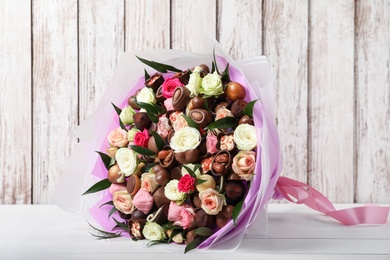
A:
238,115,254,125
127,96,140,110
133,112,152,131
157,145,177,169
145,73,164,92
153,164,171,187
146,204,169,225
174,149,200,164
231,99,248,118
155,85,165,102
189,109,213,128
216,205,234,229
126,175,141,197
195,209,216,229
152,187,170,208
128,219,146,240
211,150,232,176
172,87,191,110
131,209,147,221
172,70,190,85
225,181,246,202
170,166,182,180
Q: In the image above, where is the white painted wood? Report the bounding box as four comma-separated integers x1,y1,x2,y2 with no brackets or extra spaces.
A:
355,0,390,204
308,0,355,202
32,0,78,203
0,204,388,258
217,0,262,59
124,0,170,51
263,0,309,184
79,0,125,122
171,0,216,51
0,0,32,204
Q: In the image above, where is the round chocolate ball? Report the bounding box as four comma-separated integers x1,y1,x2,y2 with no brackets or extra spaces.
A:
216,205,234,229
225,181,246,202
195,209,216,229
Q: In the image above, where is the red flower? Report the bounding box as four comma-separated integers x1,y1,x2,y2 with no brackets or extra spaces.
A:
161,78,184,98
177,174,196,193
133,129,150,148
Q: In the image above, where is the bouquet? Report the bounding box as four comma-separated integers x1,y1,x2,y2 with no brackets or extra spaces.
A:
54,40,282,253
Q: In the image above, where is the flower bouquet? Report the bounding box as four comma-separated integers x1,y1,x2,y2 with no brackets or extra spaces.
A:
54,38,282,252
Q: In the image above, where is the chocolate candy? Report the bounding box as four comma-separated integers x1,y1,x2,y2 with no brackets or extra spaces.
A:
216,205,234,229
133,112,152,131
238,115,254,125
153,164,171,187
225,181,246,202
189,109,213,128
231,99,248,118
170,167,182,180
172,70,190,85
126,175,141,197
131,209,147,221
211,150,232,176
128,219,146,240
155,85,165,102
157,146,177,169
147,204,169,225
107,164,125,184
172,87,191,110
152,187,171,208
174,149,200,164
195,209,216,229
225,82,246,101
127,96,140,110
145,73,164,92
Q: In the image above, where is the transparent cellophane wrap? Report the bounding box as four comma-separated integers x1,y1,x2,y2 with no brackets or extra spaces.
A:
53,38,282,252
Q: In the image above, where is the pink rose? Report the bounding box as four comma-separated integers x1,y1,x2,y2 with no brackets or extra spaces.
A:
215,108,234,121
132,189,154,214
177,174,195,193
206,132,218,154
163,98,174,111
198,188,226,215
232,151,256,181
157,114,172,140
162,78,184,98
107,127,129,147
113,190,135,214
133,129,150,148
109,183,126,195
172,113,188,131
167,202,195,229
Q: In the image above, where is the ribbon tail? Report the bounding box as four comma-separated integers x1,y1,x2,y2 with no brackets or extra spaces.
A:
274,176,390,225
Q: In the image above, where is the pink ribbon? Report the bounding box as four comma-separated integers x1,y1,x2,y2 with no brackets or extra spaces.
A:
275,176,390,225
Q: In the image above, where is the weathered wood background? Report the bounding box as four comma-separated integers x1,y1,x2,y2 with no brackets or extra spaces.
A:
1,0,389,204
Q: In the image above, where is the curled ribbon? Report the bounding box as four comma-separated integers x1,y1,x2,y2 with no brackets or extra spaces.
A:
274,176,390,225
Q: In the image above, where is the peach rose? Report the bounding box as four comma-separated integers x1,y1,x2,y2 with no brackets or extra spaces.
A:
113,190,135,215
141,172,159,193
198,188,226,215
172,113,188,131
215,108,234,121
107,127,129,147
232,151,256,181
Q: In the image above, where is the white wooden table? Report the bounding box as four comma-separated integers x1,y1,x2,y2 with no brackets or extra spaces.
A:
0,204,388,259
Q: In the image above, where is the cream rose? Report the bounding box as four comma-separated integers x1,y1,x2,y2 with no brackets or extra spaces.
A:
233,123,257,150
142,222,166,241
185,66,203,97
170,127,201,153
113,190,135,215
127,127,140,142
164,179,186,203
232,151,256,181
141,172,159,193
107,127,129,148
199,71,223,96
120,106,136,125
215,108,234,121
137,87,156,104
115,148,139,176
198,188,226,215
172,113,188,131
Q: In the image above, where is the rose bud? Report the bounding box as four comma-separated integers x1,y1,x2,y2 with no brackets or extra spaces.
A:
145,73,164,92
107,164,125,184
216,205,234,229
231,99,248,118
133,112,152,131
225,82,246,101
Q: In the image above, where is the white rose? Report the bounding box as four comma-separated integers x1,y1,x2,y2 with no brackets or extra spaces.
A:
185,67,203,97
170,127,201,153
164,179,186,202
115,148,139,176
127,127,140,142
181,163,201,177
137,87,156,104
233,123,257,150
119,106,136,125
142,222,166,241
199,71,223,96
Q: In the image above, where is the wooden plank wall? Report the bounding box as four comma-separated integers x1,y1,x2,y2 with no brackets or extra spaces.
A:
0,0,389,204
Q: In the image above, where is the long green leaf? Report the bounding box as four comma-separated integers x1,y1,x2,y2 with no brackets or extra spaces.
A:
182,165,196,178
221,63,230,83
82,178,111,195
195,178,207,185
111,102,122,115
232,198,244,226
147,111,159,124
112,217,129,231
87,221,122,238
142,162,158,173
242,99,259,118
184,236,207,254
194,227,213,237
182,114,199,130
144,69,150,80
136,56,182,73
130,145,155,156
108,207,118,219
99,200,114,209
151,131,165,151
136,101,159,114
96,151,112,170
204,117,237,130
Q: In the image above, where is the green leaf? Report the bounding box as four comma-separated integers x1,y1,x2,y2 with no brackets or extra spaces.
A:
96,151,112,170
112,217,129,231
108,207,118,219
87,221,123,239
142,162,158,173
99,200,114,209
195,178,207,185
182,165,196,178
212,47,219,75
144,69,150,80
147,111,159,124
151,131,165,151
119,117,127,131
167,229,182,243
232,198,244,227
136,101,159,114
211,61,215,74
194,227,213,237
221,63,230,83
182,114,199,130
184,236,207,254
242,99,259,118
193,164,201,172
203,98,209,110
147,240,168,247
204,117,237,130
136,56,182,73
82,178,111,195
130,145,155,156
111,102,122,115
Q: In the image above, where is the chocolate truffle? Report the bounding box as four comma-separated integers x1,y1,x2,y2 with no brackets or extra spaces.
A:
157,146,177,169
146,204,169,225
225,82,246,101
133,112,152,131
127,96,140,109
225,181,246,202
195,209,216,229
126,175,141,197
211,150,232,176
216,205,234,229
238,115,254,125
152,187,170,208
174,149,200,164
231,99,248,118
153,164,171,187
172,87,191,110
189,109,213,128
172,70,190,85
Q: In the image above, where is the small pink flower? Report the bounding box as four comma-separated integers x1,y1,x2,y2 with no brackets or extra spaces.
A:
157,114,172,140
161,78,184,98
113,189,135,215
107,127,129,147
232,151,256,181
163,98,175,111
206,132,218,154
133,129,150,148
177,174,196,193
167,202,195,229
198,188,226,215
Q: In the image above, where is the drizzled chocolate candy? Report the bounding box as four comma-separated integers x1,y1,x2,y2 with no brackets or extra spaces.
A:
189,109,213,128
145,73,164,92
172,86,191,110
